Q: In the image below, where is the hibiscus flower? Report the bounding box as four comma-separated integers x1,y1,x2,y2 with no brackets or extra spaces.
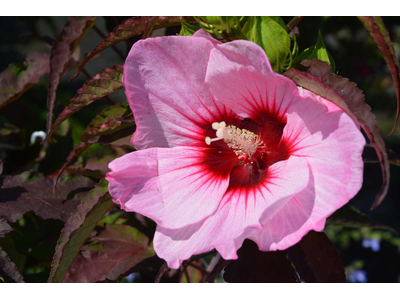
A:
106,30,365,269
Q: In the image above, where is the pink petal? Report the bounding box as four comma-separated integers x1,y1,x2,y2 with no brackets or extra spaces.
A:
123,34,233,150
250,89,365,251
153,155,310,268
205,40,299,121
107,146,237,229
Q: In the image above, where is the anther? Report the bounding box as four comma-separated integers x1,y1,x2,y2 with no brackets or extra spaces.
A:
205,120,264,159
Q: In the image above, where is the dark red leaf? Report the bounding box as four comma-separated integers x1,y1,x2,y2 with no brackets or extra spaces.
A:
0,246,24,283
54,104,134,189
66,154,118,179
223,240,297,283
357,16,400,135
48,63,124,142
64,223,155,283
45,17,97,140
284,59,389,209
0,172,95,223
0,218,12,238
48,179,113,283
0,52,50,109
288,231,346,283
71,16,195,80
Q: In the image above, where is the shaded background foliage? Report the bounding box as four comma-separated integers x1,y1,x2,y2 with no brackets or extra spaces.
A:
0,16,399,283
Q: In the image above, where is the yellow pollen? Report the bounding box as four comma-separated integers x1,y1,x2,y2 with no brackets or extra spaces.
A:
205,121,264,158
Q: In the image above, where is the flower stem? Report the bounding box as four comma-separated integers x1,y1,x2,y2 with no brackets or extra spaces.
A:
286,16,304,33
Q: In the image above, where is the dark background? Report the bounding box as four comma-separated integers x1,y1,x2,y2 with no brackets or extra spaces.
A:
0,16,399,283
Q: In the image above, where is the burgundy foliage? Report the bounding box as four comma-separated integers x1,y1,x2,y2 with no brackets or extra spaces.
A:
71,16,195,80
288,231,346,283
358,16,400,135
45,16,97,139
48,63,124,142
0,172,95,223
284,59,390,209
223,240,297,283
49,179,113,283
0,52,50,109
64,223,155,283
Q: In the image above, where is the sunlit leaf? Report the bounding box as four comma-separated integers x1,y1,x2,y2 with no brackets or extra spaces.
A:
284,59,389,209
358,16,400,135
48,179,113,283
64,223,155,282
241,17,291,73
71,16,196,80
0,52,50,109
179,19,200,36
223,240,297,283
0,172,95,223
288,231,346,283
48,63,124,143
45,17,97,141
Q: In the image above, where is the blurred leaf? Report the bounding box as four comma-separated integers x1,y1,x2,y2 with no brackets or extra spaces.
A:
71,16,196,80
288,231,346,283
48,179,113,283
45,17,97,141
241,17,291,73
0,246,25,283
64,223,155,282
363,145,400,167
0,52,50,109
48,63,124,142
293,31,336,72
327,205,397,233
0,218,12,237
223,240,297,283
179,19,200,36
67,154,118,179
0,172,95,223
54,104,134,188
142,16,159,38
284,59,389,209
358,16,400,135
181,261,205,283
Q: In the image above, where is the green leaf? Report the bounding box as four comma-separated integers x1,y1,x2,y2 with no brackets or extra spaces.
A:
63,223,155,282
293,31,336,72
45,17,97,141
357,16,400,136
48,63,124,142
71,17,196,80
241,17,291,73
284,59,390,209
0,52,50,109
179,19,200,36
48,179,113,283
